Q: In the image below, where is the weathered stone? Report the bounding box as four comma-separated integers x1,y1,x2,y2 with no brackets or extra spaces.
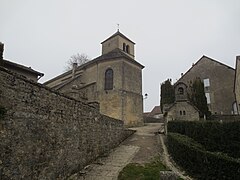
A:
0,67,134,179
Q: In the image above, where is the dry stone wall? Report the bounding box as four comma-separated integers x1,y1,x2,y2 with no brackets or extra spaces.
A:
0,67,132,179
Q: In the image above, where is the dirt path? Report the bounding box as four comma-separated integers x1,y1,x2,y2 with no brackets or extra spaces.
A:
121,123,163,164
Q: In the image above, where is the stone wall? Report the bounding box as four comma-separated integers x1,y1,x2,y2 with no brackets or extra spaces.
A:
0,67,133,179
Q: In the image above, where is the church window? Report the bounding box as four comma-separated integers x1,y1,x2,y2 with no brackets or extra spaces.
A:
180,111,182,115
183,111,186,115
178,87,184,95
126,45,130,53
105,68,113,90
123,43,126,51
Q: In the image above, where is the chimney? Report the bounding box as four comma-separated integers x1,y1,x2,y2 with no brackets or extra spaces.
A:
0,42,4,60
72,63,77,78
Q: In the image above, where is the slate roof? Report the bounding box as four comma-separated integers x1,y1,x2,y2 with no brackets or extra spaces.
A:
101,30,135,44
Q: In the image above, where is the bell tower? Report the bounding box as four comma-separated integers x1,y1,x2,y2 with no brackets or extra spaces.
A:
101,30,135,59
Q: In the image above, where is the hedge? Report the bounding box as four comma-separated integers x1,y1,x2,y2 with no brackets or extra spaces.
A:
167,121,240,158
167,133,240,179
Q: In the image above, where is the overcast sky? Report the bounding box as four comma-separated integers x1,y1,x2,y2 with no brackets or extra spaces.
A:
1,0,240,112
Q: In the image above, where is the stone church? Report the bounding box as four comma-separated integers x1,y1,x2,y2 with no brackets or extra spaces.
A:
44,30,144,126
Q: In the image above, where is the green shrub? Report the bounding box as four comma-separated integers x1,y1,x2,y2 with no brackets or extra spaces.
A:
167,133,240,179
168,121,240,158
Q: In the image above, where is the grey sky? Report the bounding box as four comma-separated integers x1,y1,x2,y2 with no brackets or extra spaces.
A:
1,0,240,112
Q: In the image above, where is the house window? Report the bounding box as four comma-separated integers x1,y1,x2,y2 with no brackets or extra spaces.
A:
203,78,210,87
180,111,182,115
178,87,184,95
126,45,130,53
104,68,113,90
205,93,211,104
123,43,126,51
183,111,186,115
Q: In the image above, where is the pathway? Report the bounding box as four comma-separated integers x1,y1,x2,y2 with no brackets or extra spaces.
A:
68,123,191,180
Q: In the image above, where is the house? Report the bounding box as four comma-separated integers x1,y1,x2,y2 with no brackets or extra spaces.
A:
177,55,236,115
0,42,44,82
44,30,144,126
235,56,240,114
147,106,162,119
166,82,200,121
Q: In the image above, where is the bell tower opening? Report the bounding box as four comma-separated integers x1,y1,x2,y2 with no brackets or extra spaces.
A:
101,30,135,59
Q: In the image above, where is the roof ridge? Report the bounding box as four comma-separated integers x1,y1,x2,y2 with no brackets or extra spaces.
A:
101,30,135,44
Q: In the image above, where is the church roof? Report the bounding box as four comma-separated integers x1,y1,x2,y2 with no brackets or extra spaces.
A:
101,30,135,44
44,48,144,85
93,48,144,68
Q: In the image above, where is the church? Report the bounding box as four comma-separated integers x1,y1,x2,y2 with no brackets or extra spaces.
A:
44,30,145,126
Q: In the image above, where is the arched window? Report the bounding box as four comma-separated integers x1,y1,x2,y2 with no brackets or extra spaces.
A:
104,68,113,90
126,45,130,53
183,111,186,115
123,43,126,51
180,111,182,115
178,87,184,95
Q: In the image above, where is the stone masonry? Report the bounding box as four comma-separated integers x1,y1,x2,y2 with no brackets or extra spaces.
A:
0,67,133,179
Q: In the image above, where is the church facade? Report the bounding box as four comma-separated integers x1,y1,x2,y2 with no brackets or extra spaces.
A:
44,31,144,126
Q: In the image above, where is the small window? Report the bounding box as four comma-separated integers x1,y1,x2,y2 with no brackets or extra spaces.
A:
205,93,211,104
126,45,130,53
123,43,126,51
183,111,186,115
104,68,113,90
178,87,184,95
180,111,182,115
204,78,210,87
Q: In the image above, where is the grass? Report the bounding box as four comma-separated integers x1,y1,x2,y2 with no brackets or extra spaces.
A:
118,156,170,180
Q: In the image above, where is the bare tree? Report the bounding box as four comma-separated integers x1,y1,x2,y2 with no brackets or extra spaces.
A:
65,53,90,71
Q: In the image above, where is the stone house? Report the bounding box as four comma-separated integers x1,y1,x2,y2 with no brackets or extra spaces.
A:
166,82,200,121
235,56,240,114
0,42,44,82
177,55,236,115
44,30,144,126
